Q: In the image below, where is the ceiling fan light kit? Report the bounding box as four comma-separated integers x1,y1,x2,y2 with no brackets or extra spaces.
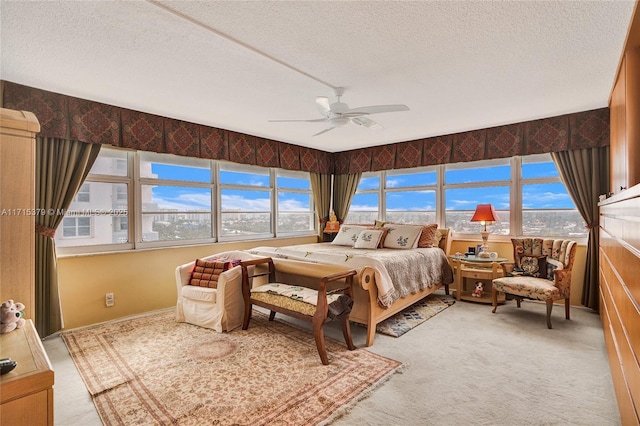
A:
270,87,409,136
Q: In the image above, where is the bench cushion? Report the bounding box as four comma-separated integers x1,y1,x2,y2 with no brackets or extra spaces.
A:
251,283,344,317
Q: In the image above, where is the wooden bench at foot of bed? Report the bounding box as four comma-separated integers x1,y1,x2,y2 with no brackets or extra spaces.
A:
268,258,448,347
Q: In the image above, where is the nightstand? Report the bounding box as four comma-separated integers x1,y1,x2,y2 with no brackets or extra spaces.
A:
449,256,507,304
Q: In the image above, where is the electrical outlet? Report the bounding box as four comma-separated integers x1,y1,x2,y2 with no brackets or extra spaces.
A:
105,292,115,307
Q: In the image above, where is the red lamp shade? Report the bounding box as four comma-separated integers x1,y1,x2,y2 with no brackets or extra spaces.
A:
470,204,499,230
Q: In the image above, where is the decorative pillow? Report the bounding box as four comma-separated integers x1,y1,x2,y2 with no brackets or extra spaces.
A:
374,220,387,228
516,255,547,278
546,258,564,281
189,258,240,288
417,224,438,248
382,224,422,249
331,225,369,246
354,229,385,249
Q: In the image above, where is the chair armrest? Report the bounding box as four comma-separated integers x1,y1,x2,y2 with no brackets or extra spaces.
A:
553,269,572,298
499,262,516,275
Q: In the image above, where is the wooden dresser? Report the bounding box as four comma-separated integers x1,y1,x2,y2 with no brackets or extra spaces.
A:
0,320,54,425
599,184,640,425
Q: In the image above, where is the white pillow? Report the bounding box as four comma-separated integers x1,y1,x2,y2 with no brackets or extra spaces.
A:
382,224,422,249
331,225,369,246
354,229,384,249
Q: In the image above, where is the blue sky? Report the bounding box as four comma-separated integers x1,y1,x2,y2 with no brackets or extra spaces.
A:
144,160,574,213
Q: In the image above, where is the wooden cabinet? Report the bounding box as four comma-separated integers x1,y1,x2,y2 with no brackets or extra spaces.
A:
0,320,54,426
610,46,640,194
0,108,39,320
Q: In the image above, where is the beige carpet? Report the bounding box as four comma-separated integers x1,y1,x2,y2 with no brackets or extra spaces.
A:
62,310,402,426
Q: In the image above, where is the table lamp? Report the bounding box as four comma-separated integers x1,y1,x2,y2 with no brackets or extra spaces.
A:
470,204,499,258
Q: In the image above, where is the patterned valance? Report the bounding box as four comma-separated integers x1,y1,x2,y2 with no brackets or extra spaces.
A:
334,108,609,173
2,80,608,175
1,81,333,174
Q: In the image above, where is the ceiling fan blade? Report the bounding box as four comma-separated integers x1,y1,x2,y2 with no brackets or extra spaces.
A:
316,96,331,117
312,127,336,137
352,117,382,129
342,104,410,117
268,118,328,123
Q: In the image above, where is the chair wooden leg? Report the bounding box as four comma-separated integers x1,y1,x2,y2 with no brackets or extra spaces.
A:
492,286,498,313
546,300,553,329
312,316,329,365
565,298,570,320
242,302,252,330
268,311,276,321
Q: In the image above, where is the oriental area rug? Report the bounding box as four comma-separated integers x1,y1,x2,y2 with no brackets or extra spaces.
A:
62,310,402,426
374,294,455,338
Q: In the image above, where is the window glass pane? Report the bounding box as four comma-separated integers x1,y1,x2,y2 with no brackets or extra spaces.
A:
356,175,380,191
142,212,212,241
445,186,510,234
219,163,270,186
277,191,314,233
446,164,510,184
522,154,559,179
385,190,436,224
346,193,378,223
141,186,211,212
90,149,128,177
220,189,271,236
140,152,210,182
386,171,436,187
522,183,585,237
56,183,129,247
277,171,310,190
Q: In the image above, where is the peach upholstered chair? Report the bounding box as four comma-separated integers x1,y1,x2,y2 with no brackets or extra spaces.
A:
491,238,577,329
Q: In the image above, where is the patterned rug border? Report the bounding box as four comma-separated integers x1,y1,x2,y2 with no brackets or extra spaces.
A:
62,309,403,425
373,294,455,338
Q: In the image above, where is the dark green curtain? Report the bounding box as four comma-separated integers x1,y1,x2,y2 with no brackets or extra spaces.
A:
332,173,362,223
551,146,609,311
310,173,332,237
35,136,101,336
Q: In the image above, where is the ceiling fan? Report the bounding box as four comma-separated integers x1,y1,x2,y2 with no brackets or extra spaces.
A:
269,87,409,136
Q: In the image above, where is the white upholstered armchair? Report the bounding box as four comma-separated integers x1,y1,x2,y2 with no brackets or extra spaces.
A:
175,251,255,332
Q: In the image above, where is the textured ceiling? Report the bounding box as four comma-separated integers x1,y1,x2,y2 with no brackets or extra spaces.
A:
0,1,635,153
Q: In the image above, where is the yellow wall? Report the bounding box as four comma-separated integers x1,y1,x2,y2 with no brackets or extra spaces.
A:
57,236,316,330
450,239,586,305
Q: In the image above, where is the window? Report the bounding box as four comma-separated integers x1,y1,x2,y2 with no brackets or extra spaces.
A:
385,168,437,224
55,149,131,249
444,159,511,235
520,154,585,237
139,152,213,243
277,170,314,234
62,217,91,237
74,183,90,202
346,155,583,238
348,172,379,223
219,162,272,239
57,148,316,254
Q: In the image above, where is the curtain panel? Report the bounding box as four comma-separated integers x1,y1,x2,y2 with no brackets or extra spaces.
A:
310,173,332,237
332,173,362,223
35,136,101,336
551,146,609,311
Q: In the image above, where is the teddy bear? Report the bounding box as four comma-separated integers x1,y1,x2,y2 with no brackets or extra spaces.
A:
472,282,484,298
1,300,26,334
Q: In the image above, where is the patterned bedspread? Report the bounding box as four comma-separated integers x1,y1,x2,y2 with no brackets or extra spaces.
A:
244,243,454,308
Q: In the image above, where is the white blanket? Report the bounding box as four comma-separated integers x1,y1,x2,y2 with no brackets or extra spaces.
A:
244,243,453,308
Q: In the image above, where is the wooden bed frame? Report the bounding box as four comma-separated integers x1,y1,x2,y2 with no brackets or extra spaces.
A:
268,228,452,347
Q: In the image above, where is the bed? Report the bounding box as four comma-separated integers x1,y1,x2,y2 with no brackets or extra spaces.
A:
239,226,454,346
